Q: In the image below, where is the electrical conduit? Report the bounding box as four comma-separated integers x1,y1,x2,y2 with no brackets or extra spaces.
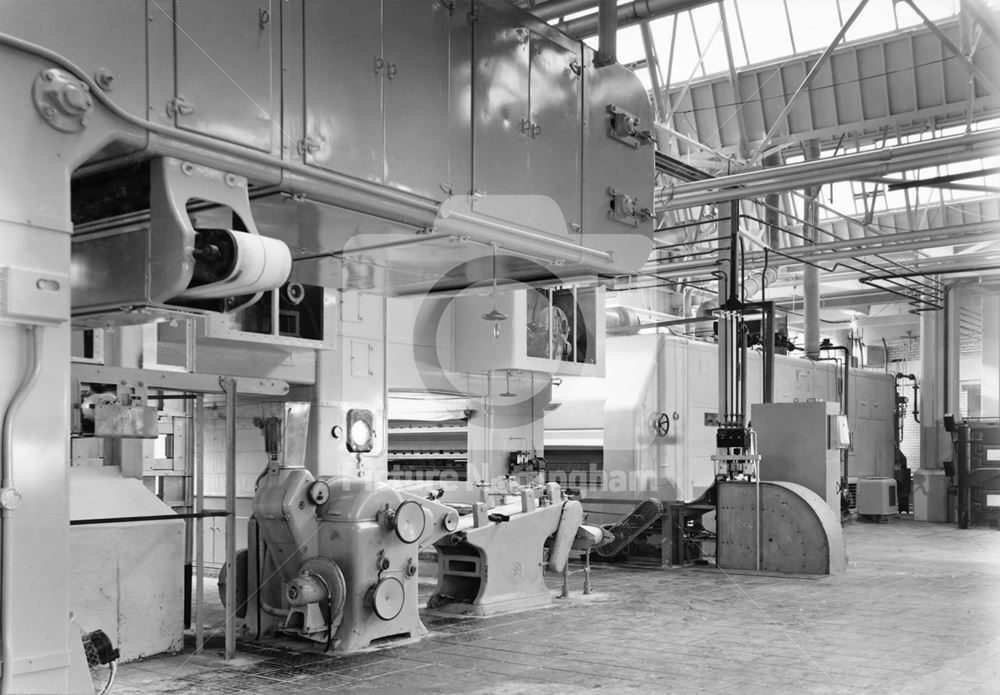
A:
1,325,43,693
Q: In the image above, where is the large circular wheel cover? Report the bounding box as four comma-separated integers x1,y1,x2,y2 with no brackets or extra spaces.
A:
394,500,426,544
372,577,405,621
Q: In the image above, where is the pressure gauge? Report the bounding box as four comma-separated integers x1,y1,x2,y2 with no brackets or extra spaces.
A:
307,480,330,505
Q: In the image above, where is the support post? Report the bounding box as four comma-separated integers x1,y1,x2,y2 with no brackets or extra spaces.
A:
194,394,205,652
956,422,971,529
221,377,237,661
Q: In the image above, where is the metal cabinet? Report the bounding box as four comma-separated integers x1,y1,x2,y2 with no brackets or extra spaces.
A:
383,0,456,198
303,0,384,182
473,4,583,231
173,0,279,153
301,0,466,200
527,33,582,231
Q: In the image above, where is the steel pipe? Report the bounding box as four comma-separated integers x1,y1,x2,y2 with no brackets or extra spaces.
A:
529,0,600,21
556,0,719,38
647,224,1000,278
596,0,618,66
663,128,1000,209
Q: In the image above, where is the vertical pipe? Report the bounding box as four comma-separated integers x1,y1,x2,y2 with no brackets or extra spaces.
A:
803,141,821,359
0,326,42,695
762,301,774,403
739,325,748,426
597,0,618,66
640,21,666,120
763,154,783,249
956,422,970,528
222,377,237,660
194,394,205,652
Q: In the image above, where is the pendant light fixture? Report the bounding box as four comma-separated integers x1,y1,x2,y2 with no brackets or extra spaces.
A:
481,242,507,339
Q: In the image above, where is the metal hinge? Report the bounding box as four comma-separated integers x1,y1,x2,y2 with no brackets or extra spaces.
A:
296,136,321,157
467,6,479,24
165,96,195,118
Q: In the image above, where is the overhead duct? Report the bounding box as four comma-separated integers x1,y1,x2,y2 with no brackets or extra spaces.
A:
556,0,719,38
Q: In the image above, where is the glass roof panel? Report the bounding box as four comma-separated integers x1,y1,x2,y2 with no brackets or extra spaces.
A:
689,3,730,76
841,0,898,43
893,0,959,30
785,0,843,53
735,0,795,64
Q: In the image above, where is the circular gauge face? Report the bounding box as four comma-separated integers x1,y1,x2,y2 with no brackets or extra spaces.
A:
371,577,405,621
307,480,330,506
394,500,426,544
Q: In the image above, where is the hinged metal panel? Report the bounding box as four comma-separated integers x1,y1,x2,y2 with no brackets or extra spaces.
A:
580,49,654,265
383,0,454,200
528,31,582,232
173,0,278,153
303,0,383,182
472,4,530,195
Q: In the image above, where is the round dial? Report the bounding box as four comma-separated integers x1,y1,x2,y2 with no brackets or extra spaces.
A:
307,480,330,506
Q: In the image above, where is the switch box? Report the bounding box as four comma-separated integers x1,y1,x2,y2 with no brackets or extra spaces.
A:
1,266,70,323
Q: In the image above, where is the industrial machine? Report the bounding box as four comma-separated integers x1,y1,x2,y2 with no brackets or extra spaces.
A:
430,483,584,616
716,480,847,574
228,403,589,649
752,401,849,514
856,477,899,519
946,417,1000,528
227,402,462,651
0,0,655,689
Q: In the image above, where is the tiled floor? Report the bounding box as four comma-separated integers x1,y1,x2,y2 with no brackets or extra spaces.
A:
109,517,1000,695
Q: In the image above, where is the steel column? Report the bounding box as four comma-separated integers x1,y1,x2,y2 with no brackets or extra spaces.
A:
221,377,237,661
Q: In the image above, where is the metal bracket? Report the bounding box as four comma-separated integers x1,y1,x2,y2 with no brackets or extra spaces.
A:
569,60,582,77
166,95,196,119
373,56,385,74
32,68,94,132
386,62,398,80
607,187,646,228
607,104,653,148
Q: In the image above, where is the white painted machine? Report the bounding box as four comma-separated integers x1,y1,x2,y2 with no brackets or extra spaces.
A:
0,0,655,690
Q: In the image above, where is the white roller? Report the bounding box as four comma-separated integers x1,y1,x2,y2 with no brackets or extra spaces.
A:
177,230,292,301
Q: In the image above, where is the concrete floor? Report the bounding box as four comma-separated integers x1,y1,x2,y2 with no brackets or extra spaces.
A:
109,517,1000,695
